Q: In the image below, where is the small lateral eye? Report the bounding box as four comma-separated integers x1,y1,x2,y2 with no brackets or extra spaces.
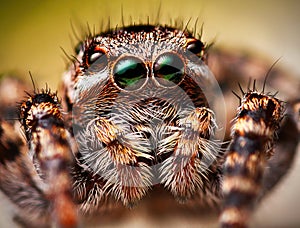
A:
186,39,204,55
89,52,103,63
86,49,108,72
113,56,147,90
88,50,106,65
26,100,32,107
153,52,185,87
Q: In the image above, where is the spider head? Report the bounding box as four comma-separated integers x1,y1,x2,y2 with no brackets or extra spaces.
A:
66,25,225,199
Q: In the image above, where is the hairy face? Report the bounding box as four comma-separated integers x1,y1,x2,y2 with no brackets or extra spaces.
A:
66,25,225,206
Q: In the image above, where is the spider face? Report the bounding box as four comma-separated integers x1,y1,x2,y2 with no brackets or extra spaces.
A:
0,24,299,228
70,25,224,206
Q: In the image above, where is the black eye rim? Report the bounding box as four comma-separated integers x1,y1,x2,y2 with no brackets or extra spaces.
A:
152,51,186,88
111,55,148,91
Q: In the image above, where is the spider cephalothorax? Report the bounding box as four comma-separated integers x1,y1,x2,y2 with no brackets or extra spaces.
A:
68,25,223,209
0,24,299,228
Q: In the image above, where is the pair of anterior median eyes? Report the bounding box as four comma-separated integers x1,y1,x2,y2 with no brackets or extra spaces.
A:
112,52,185,90
88,51,186,91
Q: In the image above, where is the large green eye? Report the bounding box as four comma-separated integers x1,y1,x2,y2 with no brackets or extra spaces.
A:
113,56,147,90
153,52,185,86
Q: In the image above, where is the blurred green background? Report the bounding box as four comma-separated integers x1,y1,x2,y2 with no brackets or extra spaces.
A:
0,0,300,89
0,0,299,227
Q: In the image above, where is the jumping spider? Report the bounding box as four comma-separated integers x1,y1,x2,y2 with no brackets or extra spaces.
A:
0,23,299,228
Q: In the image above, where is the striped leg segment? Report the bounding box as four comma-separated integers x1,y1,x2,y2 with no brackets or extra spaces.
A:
261,99,300,195
221,91,283,227
160,107,220,202
20,89,78,228
0,119,52,227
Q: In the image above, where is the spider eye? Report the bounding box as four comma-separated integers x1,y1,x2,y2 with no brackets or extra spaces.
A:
26,100,32,107
89,52,102,63
86,50,108,73
113,56,147,90
186,39,204,55
88,50,107,65
153,52,185,86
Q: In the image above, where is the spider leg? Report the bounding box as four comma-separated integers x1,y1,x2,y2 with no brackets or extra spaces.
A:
0,119,51,227
75,116,153,208
261,100,300,195
19,90,78,228
220,92,284,228
160,107,221,203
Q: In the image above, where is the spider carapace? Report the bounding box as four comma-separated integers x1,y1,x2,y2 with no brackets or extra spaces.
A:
0,24,299,228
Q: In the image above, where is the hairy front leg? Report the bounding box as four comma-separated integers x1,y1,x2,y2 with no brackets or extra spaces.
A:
0,119,51,227
261,99,300,196
160,107,222,203
221,89,284,228
74,116,153,209
19,89,78,228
